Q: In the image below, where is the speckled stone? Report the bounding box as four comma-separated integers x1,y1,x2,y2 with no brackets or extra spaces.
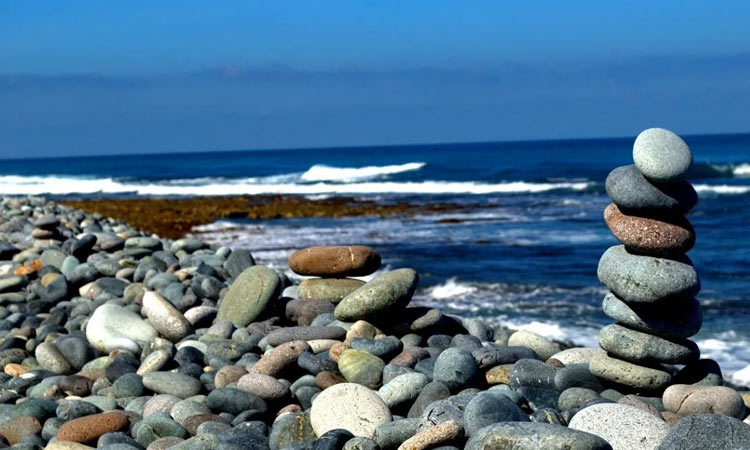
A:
658,414,750,450
663,384,745,419
142,372,202,399
334,269,419,321
633,128,693,183
604,203,695,256
310,383,392,438
0,416,42,445
589,352,671,391
397,420,463,450
236,372,289,400
432,348,478,391
598,245,699,303
142,291,193,342
599,323,699,364
507,330,561,361
568,403,669,450
289,246,381,277
56,411,130,443
602,293,702,339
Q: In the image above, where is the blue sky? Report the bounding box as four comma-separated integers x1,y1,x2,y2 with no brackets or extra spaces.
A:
1,1,749,157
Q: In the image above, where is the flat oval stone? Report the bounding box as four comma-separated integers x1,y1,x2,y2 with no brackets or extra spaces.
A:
507,330,561,361
606,165,697,214
265,326,346,346
663,384,745,418
633,128,693,183
86,304,158,354
465,422,611,450
216,266,281,327
289,246,381,277
310,383,392,438
599,324,699,364
334,269,419,321
598,245,699,303
236,372,289,400
338,349,385,389
602,293,702,339
604,203,695,256
252,340,310,377
142,372,202,399
56,411,129,443
472,345,541,369
568,403,669,450
378,372,429,408
589,352,670,391
298,278,365,303
142,291,193,342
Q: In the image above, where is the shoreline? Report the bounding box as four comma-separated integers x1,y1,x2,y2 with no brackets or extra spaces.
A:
1,196,749,449
59,195,471,239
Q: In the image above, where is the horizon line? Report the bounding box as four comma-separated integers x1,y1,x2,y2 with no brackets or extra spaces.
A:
1,130,749,162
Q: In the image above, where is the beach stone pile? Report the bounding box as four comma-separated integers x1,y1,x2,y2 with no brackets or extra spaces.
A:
591,127,716,396
1,189,750,450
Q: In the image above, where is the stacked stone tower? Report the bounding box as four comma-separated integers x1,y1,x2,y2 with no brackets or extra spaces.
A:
590,128,703,392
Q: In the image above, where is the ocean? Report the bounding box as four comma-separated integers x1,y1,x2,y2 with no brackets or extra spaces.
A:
2,134,749,384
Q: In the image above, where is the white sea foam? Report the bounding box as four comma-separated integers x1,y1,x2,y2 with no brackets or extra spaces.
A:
732,163,750,176
694,184,750,195
428,278,478,299
0,174,592,196
299,162,426,182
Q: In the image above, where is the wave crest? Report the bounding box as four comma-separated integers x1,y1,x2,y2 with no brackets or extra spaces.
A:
300,162,426,182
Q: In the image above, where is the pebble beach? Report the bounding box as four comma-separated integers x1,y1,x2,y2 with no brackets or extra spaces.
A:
0,129,749,450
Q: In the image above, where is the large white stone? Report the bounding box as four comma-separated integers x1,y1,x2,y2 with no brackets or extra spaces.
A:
569,403,669,450
311,383,392,438
86,304,157,354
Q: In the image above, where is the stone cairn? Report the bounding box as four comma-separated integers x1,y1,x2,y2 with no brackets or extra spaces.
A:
589,128,706,393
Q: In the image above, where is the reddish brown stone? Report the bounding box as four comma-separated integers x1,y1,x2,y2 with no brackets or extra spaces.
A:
181,414,231,436
328,342,346,363
389,346,430,368
604,203,695,256
289,246,381,277
276,404,303,416
56,412,129,443
0,416,41,445
315,371,346,389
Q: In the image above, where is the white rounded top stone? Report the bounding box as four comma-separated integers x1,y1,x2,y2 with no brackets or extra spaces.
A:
310,382,392,438
569,403,669,450
633,128,692,183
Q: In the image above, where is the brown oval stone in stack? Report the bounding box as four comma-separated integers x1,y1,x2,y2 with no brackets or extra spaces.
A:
289,246,380,277
604,203,695,256
56,411,129,443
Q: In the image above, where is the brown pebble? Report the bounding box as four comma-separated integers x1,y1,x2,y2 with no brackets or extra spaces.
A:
214,365,248,388
604,203,695,256
663,384,745,419
295,298,336,326
546,358,566,369
397,419,463,450
485,364,514,385
181,414,231,436
315,371,346,389
328,342,346,363
345,320,381,344
288,246,381,277
3,363,30,377
0,416,42,445
59,375,94,397
146,436,185,450
252,340,310,377
661,411,680,425
277,404,303,416
389,346,430,368
56,411,129,443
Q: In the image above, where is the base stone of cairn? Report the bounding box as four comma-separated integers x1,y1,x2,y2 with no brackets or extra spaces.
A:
590,128,716,393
